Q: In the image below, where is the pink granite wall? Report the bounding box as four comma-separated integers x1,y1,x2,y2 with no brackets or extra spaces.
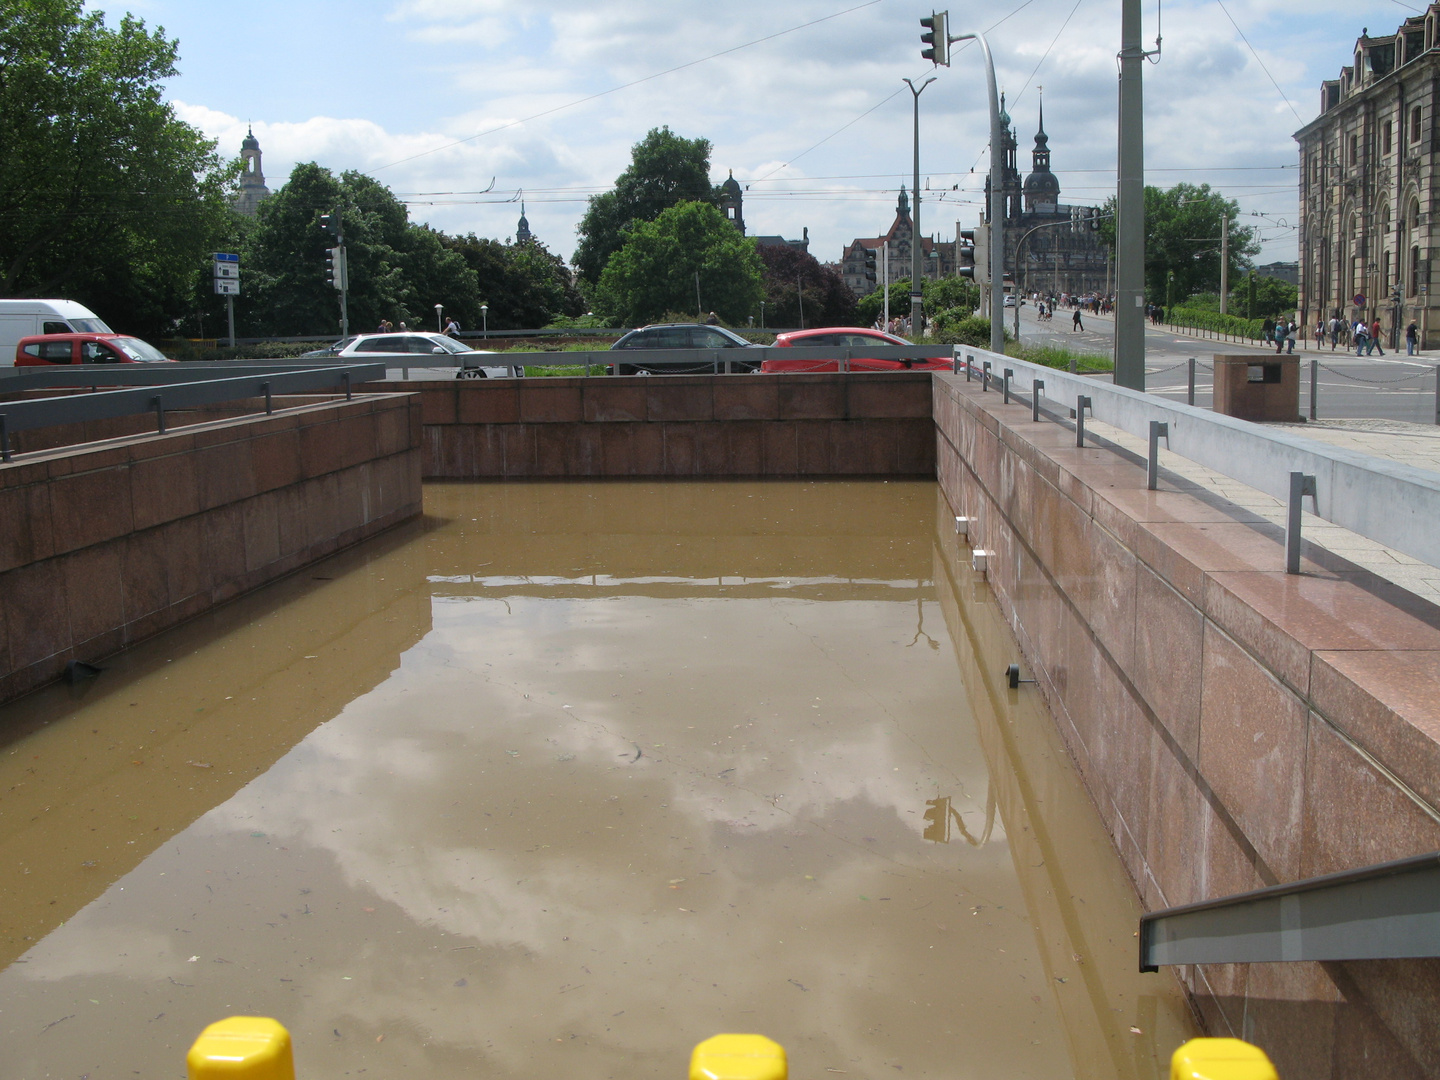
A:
0,394,422,705
933,372,1440,1079
368,373,935,478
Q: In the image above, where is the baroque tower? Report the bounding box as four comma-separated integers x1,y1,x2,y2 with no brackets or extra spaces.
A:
233,126,271,217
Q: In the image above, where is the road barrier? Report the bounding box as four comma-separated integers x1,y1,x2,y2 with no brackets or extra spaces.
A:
951,346,1440,573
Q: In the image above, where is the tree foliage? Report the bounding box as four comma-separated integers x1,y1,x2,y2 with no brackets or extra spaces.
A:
573,127,720,283
594,201,763,327
857,277,980,330
1095,183,1259,305
757,244,856,328
0,0,236,337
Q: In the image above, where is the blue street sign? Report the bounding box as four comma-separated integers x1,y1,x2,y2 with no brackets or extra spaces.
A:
213,252,240,263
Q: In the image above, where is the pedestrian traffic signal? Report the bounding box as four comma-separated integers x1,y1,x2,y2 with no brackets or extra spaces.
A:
920,11,949,67
325,246,348,290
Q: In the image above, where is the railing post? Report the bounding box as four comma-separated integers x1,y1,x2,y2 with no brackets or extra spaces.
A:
1286,471,1317,574
1076,395,1091,447
0,413,9,462
1032,379,1044,422
152,395,166,434
1310,358,1319,421
965,353,974,381
1147,421,1169,490
263,382,273,415
1069,353,1077,374
1187,358,1196,406
982,360,991,391
1002,368,1013,404
343,371,352,400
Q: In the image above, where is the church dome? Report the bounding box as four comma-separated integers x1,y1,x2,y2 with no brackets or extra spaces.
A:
241,125,260,151
1023,170,1061,197
721,170,742,197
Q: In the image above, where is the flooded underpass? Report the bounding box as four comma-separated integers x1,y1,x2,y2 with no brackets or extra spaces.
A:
0,480,1194,1079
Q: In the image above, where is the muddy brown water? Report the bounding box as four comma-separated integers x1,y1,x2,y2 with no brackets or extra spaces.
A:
0,480,1193,1079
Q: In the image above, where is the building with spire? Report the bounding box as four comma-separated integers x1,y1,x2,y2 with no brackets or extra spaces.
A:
232,126,271,217
719,168,809,252
840,185,955,298
516,202,532,244
985,96,1110,298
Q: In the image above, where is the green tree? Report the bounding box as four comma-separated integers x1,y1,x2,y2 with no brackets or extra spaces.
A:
573,127,720,283
594,201,763,326
1096,183,1258,305
757,244,856,328
442,234,585,330
0,0,237,337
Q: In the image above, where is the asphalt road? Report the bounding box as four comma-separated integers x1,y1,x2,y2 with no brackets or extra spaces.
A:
1012,304,1440,423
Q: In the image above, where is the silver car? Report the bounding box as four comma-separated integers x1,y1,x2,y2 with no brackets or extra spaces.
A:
303,332,520,379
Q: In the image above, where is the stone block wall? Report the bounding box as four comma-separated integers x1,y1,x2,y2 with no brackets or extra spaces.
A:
0,394,422,706
368,373,935,478
932,372,1440,1079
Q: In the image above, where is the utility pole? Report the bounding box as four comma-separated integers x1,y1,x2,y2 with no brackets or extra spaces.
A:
1219,212,1229,314
904,76,936,337
882,240,890,328
1114,0,1147,389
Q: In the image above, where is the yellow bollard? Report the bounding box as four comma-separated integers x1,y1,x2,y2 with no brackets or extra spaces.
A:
186,1016,295,1080
1171,1037,1279,1080
690,1034,787,1080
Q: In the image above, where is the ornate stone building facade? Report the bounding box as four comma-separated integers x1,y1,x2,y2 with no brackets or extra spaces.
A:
1296,9,1440,345
840,187,953,297
984,98,1110,298
232,126,271,218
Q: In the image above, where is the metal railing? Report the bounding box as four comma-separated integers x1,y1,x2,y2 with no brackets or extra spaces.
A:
473,344,948,376
0,363,386,461
950,346,1440,572
1140,851,1440,970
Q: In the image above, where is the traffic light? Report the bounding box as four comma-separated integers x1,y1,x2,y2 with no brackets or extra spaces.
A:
920,11,949,67
864,247,877,286
325,245,348,290
319,213,335,235
922,797,951,843
957,229,976,280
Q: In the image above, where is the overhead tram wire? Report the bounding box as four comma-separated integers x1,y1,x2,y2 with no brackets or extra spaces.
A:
1214,0,1305,127
372,0,882,172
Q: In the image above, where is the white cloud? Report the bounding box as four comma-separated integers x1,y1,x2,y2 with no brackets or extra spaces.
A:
163,0,1411,264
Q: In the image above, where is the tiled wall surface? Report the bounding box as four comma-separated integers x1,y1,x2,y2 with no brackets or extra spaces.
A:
369,373,935,478
933,373,1440,1079
0,394,422,706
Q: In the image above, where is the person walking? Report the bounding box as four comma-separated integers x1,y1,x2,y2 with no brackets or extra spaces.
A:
1262,317,1275,345
1407,320,1420,355
1327,315,1341,350
1369,317,1385,356
1073,307,1084,332
1354,319,1369,356
1285,321,1297,354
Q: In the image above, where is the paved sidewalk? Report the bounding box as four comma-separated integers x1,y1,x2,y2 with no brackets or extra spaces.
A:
1087,415,1440,606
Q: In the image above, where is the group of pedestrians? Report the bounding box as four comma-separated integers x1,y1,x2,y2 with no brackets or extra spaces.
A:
1313,315,1422,356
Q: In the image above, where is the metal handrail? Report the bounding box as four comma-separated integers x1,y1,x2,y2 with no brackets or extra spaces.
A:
1139,851,1440,970
0,364,385,440
0,361,393,391
949,345,1440,571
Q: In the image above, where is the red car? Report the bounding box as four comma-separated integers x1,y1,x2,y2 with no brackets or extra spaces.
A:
15,332,174,366
760,327,950,373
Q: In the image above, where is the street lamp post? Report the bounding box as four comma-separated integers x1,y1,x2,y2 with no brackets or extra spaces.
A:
481,303,489,340
904,76,936,337
948,31,1005,354
435,303,444,333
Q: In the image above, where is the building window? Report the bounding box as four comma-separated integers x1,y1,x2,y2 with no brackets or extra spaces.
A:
1412,246,1422,297
1350,134,1359,164
1412,105,1424,143
1383,121,1393,155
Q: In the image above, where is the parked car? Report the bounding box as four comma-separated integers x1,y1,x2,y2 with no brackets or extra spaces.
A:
608,323,762,374
302,332,518,378
0,300,113,364
759,327,949,373
15,332,174,366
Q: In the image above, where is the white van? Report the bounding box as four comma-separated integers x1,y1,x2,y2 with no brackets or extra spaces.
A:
0,300,114,365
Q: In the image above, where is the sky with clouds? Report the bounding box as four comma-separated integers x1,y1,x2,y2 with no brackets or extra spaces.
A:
107,0,1421,267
